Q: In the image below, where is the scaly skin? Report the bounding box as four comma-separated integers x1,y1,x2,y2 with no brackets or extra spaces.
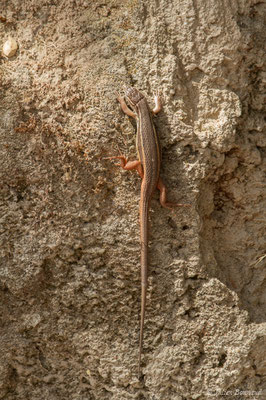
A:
106,87,188,378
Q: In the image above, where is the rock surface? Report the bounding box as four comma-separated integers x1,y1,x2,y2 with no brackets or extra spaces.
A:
0,0,265,399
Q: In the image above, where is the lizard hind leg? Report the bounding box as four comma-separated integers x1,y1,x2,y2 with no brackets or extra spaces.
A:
157,177,190,208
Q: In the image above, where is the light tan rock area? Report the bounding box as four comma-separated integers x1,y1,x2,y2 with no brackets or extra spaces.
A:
0,1,265,399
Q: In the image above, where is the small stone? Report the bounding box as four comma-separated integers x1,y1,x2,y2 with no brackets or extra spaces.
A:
2,37,18,57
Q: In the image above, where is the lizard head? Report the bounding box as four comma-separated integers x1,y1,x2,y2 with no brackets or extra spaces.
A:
124,87,144,107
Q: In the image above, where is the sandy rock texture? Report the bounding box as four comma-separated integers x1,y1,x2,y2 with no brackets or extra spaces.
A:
0,0,265,399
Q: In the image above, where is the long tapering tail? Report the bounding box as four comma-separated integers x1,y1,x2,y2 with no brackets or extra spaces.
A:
138,198,149,378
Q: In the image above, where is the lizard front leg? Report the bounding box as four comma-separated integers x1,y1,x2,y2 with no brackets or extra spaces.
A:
152,90,163,115
117,95,137,119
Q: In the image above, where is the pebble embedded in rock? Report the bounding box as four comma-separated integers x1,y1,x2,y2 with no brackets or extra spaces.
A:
2,37,18,57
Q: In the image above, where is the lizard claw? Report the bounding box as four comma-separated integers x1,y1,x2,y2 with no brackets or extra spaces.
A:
153,88,164,104
152,88,163,114
116,90,124,102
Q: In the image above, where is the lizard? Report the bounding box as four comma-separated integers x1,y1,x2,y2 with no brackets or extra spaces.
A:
106,87,188,378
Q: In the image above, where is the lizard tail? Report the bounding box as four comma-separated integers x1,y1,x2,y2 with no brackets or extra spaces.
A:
138,199,149,378
138,272,147,378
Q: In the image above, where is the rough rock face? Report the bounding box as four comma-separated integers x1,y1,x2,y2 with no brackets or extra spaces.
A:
0,1,265,399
